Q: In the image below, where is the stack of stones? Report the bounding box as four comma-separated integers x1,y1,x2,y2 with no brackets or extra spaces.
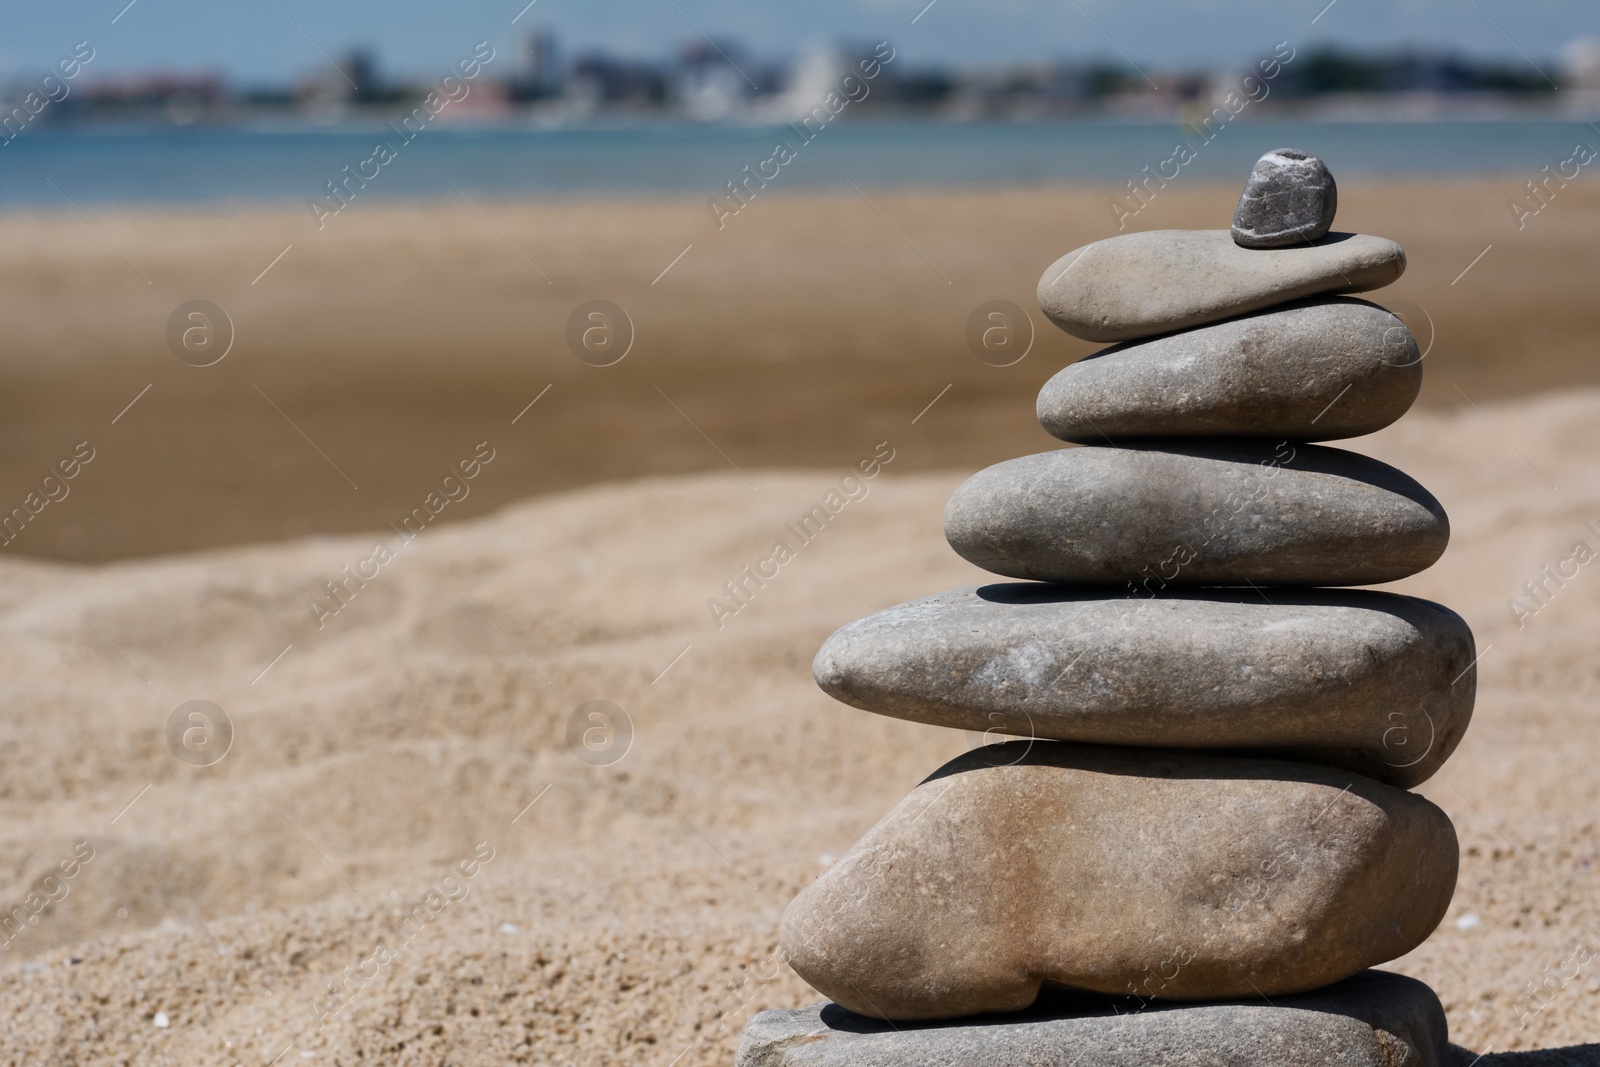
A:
738,149,1475,1067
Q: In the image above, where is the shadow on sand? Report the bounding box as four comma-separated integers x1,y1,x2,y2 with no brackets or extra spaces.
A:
1455,1046,1600,1066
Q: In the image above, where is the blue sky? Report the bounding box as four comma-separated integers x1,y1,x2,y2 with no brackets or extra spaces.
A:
1,0,1594,82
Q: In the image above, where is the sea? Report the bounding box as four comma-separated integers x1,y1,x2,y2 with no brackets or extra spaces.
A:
0,118,1589,208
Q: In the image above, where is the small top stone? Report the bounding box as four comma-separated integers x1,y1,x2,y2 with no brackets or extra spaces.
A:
1232,148,1338,249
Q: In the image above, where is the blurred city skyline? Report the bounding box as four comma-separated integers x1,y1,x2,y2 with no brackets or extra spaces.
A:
0,0,1595,84
4,30,1590,130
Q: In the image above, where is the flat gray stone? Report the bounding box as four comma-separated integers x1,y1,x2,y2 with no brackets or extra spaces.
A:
1232,148,1339,249
1037,298,1420,443
779,744,1458,1020
813,584,1475,788
944,443,1448,587
1037,231,1405,343
736,971,1449,1066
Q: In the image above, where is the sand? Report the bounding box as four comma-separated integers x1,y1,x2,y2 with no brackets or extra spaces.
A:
0,381,1595,1064
2,179,1598,563
0,176,1597,1062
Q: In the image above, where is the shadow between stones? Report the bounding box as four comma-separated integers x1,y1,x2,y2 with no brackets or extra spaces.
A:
918,737,1417,795
971,582,1467,632
815,971,1433,1033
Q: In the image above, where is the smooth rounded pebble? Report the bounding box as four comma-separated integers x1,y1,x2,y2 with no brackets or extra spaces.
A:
813,584,1475,788
1037,298,1420,443
1232,148,1339,249
943,442,1448,586
780,744,1459,1021
736,971,1449,1067
1037,230,1405,342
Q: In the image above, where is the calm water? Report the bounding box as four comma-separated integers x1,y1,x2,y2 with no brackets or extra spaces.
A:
0,119,1584,208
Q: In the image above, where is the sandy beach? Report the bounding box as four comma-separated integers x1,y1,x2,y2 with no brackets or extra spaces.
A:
1,181,1598,1064
1,180,1597,562
0,386,1594,1063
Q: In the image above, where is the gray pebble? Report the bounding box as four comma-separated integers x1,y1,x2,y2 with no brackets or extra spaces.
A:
1233,148,1339,249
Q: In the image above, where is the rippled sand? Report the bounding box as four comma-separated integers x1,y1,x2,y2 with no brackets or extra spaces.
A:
0,383,1598,1062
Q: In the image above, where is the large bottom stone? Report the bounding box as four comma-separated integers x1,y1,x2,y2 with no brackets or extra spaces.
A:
780,744,1457,1020
736,970,1448,1067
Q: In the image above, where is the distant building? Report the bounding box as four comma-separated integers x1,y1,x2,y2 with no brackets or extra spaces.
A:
341,49,378,100
1562,37,1600,91
10,34,1586,129
564,54,669,113
513,29,561,100
677,40,747,120
72,72,229,123
776,46,847,122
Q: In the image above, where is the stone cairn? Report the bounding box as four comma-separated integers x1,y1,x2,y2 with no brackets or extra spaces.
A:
737,149,1476,1067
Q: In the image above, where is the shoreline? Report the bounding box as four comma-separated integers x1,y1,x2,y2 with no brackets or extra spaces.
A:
0,117,1588,211
0,170,1549,216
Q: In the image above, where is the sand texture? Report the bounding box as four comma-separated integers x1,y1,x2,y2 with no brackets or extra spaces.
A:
0,385,1597,1064
0,180,1597,563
